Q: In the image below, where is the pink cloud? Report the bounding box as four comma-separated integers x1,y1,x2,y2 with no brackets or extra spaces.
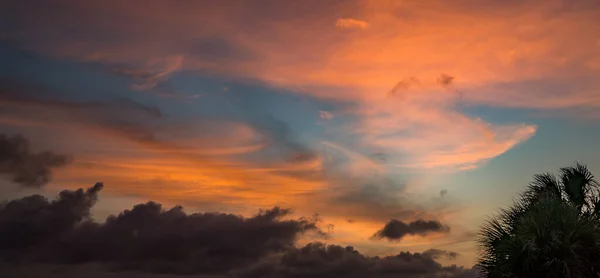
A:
3,1,597,171
335,18,369,30
319,110,334,120
115,55,184,90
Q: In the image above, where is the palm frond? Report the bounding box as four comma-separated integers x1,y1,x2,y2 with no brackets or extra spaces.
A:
560,163,599,211
522,173,562,205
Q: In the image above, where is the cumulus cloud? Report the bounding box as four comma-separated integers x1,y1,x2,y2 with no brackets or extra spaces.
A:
0,183,103,252
0,134,71,187
0,184,321,274
335,18,369,30
236,242,477,278
0,184,477,277
372,219,450,241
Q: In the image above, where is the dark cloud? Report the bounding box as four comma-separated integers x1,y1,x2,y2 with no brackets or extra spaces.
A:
372,219,450,241
437,74,454,87
388,77,420,96
0,82,169,147
422,249,459,260
440,189,448,198
372,152,387,162
0,184,477,277
0,183,102,252
236,242,477,278
0,184,321,274
0,134,71,187
0,82,161,119
0,89,161,118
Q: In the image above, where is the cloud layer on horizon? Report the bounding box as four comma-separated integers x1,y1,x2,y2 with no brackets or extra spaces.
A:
0,183,475,277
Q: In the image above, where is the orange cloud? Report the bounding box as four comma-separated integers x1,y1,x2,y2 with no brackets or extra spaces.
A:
10,0,596,170
335,18,369,30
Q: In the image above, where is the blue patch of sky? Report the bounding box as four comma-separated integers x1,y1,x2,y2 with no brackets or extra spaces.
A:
0,42,133,102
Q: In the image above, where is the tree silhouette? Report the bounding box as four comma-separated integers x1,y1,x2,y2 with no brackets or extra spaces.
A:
478,163,600,278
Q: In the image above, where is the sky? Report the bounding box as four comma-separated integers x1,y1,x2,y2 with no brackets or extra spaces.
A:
1,0,600,274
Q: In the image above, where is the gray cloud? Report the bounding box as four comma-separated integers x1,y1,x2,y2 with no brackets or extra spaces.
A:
372,219,450,241
437,74,454,87
236,242,477,278
0,184,478,277
326,179,425,222
0,82,173,149
0,134,71,187
422,248,459,260
0,184,320,274
388,77,420,96
440,189,448,198
0,183,103,252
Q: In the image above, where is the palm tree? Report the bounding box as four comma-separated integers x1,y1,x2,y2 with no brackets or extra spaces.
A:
478,163,600,278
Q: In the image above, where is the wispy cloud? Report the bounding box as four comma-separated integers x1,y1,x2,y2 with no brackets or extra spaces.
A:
3,0,587,171
335,17,369,30
115,55,184,90
319,110,334,120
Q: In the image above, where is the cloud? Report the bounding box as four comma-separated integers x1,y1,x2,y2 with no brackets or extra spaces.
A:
335,18,369,30
440,189,448,198
319,110,334,120
249,113,317,164
0,80,333,219
115,55,184,91
388,77,420,96
0,183,103,251
422,248,459,260
372,219,450,241
0,83,168,148
437,74,454,87
0,134,71,187
0,83,161,118
0,79,315,165
0,184,321,273
5,0,594,172
236,242,477,278
356,93,538,169
0,185,478,277
330,181,416,221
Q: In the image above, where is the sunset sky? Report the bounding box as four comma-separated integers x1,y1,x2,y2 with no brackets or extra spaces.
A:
2,0,600,270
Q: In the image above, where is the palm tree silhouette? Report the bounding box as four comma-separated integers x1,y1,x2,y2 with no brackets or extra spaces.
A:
478,163,600,278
